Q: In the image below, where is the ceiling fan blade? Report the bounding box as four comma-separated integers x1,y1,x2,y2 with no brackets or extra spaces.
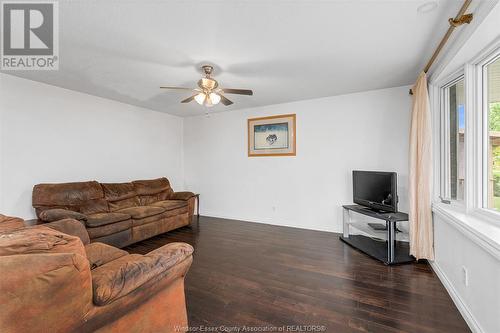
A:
181,95,197,103
221,88,253,96
219,94,233,106
160,86,194,90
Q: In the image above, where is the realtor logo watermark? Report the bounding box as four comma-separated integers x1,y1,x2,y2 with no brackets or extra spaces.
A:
1,0,58,70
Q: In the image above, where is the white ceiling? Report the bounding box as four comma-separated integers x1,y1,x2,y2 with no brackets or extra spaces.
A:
5,0,463,117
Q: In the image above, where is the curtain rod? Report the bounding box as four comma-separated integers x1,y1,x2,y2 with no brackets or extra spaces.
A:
409,0,473,95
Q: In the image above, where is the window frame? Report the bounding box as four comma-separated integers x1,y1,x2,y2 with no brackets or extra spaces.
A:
478,50,500,218
435,39,500,224
433,38,500,225
438,72,466,206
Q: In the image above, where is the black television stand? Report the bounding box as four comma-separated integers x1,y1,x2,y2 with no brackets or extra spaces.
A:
361,207,390,214
339,205,414,265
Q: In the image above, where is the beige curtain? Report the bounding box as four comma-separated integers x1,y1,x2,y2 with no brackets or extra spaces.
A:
409,72,434,260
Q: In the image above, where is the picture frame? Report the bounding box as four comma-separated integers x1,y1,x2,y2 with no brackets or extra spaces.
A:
247,114,296,157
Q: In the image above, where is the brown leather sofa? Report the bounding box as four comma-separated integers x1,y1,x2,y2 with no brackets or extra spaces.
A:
0,216,193,333
32,177,196,248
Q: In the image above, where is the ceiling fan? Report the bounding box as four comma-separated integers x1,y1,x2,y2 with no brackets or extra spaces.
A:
160,65,253,107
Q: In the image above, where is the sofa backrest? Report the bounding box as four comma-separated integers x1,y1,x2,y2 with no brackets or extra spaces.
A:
132,177,173,205
0,225,87,257
32,181,104,218
32,178,174,216
101,182,140,212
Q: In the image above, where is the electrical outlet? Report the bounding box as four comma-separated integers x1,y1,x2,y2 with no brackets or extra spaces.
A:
461,266,469,287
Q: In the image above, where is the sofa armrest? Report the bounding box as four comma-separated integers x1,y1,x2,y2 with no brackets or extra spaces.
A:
39,208,87,222
170,191,195,201
45,218,90,245
0,252,92,332
0,214,25,232
91,242,193,305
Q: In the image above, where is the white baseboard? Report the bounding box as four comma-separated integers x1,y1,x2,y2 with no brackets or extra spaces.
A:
200,211,341,233
429,261,483,333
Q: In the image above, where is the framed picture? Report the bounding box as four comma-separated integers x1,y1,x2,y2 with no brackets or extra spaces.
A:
247,114,296,157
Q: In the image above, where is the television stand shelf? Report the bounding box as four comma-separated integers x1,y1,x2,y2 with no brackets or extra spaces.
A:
339,205,414,265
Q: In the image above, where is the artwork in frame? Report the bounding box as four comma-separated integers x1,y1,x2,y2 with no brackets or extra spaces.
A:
247,114,296,157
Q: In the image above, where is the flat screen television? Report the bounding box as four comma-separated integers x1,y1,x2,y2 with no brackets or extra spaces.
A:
353,170,398,213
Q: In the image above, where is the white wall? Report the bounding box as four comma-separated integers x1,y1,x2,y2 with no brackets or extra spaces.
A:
184,86,411,232
432,211,500,333
0,74,184,219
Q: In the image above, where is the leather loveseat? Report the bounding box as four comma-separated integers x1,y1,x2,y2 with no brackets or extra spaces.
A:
0,217,193,333
32,177,196,248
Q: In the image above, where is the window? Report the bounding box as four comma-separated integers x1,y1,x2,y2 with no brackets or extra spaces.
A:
484,55,500,211
442,77,465,201
435,44,500,220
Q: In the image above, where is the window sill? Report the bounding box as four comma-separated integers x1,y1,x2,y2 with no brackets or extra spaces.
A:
432,202,500,260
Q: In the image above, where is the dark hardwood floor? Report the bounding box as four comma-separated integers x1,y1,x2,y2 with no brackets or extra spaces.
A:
126,216,470,333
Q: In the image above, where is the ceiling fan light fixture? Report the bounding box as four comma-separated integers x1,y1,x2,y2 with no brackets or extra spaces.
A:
194,93,206,105
160,65,252,108
209,93,221,105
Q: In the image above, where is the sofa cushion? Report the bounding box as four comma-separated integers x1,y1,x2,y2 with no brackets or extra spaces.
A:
116,206,165,219
80,199,109,215
32,181,104,206
32,181,103,218
86,212,131,227
102,182,140,211
136,193,166,206
150,200,187,211
39,208,88,222
132,178,173,205
87,220,132,239
108,197,140,212
91,242,193,305
131,206,188,227
0,226,86,259
85,242,128,269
